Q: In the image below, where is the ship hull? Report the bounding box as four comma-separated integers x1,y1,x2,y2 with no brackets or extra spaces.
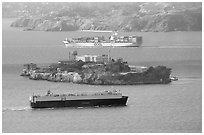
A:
30,96,128,108
64,42,141,47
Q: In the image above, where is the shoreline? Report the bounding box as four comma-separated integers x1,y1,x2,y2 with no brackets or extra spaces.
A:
80,30,113,33
20,59,173,85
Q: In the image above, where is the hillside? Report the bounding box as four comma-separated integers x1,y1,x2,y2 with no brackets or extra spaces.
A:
3,2,202,32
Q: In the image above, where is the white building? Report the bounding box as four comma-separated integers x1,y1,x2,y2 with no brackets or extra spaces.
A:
76,54,111,63
76,55,98,62
129,65,148,73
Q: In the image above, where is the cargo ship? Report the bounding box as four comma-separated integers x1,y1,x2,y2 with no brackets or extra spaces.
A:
63,31,142,47
30,90,128,108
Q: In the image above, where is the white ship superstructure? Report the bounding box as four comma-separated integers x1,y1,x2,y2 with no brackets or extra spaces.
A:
63,31,142,47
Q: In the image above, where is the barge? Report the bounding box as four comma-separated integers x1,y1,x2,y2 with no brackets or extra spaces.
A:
30,90,128,108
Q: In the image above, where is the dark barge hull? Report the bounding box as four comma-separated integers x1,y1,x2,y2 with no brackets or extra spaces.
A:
30,96,128,108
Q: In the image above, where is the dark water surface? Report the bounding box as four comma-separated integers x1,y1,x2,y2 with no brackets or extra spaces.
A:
2,19,202,133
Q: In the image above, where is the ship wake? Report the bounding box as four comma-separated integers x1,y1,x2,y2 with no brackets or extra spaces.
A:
2,106,32,112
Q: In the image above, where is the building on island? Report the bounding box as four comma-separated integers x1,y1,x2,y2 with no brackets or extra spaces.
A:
57,51,111,64
129,65,148,73
76,54,111,63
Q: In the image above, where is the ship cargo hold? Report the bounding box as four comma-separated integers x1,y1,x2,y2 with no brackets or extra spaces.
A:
30,90,128,108
63,31,142,47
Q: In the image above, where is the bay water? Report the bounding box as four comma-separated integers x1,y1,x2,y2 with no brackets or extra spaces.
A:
2,19,202,133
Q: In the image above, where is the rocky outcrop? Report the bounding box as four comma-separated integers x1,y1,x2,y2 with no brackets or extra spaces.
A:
30,71,83,83
21,60,172,85
82,66,171,85
5,2,202,32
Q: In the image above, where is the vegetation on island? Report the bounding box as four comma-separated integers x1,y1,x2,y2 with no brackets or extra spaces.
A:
21,58,172,85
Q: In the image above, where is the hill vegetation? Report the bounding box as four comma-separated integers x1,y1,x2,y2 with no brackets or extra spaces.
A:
3,2,202,32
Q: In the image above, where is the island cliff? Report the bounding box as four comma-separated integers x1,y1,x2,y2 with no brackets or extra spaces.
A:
21,57,172,85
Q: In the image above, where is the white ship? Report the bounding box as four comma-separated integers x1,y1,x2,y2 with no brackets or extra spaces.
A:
63,31,142,47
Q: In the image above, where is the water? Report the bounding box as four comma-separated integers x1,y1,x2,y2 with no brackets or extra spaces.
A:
2,19,202,133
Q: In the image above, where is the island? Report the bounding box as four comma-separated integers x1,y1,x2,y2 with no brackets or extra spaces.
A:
20,51,173,85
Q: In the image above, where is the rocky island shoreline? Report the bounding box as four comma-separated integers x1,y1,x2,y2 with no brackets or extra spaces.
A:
20,51,173,85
